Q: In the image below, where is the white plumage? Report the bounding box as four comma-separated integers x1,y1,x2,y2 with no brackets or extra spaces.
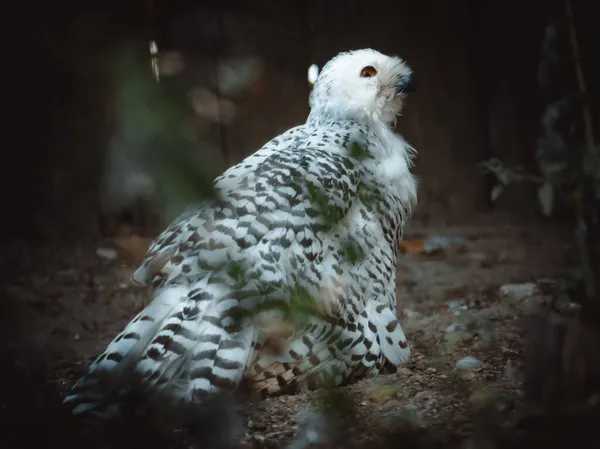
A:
64,48,418,416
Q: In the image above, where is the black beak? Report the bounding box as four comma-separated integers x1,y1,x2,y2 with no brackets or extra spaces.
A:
395,78,415,95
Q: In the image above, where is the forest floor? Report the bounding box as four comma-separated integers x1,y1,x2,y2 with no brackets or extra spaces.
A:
2,215,594,449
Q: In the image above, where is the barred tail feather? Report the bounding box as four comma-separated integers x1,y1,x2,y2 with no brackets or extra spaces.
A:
63,285,189,415
63,283,256,416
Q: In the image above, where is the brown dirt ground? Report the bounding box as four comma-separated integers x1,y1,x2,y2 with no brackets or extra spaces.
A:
2,216,593,449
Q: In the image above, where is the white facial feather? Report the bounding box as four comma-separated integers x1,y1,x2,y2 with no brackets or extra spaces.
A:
308,48,412,126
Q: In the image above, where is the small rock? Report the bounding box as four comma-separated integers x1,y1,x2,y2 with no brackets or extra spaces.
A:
367,384,403,403
423,234,468,254
403,308,421,318
398,367,412,376
448,300,469,313
96,247,118,261
455,356,483,371
499,283,538,301
445,323,459,333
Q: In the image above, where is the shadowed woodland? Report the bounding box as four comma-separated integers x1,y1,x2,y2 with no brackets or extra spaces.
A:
3,0,600,448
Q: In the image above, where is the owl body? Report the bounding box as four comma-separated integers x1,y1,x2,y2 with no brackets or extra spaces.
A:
64,49,417,416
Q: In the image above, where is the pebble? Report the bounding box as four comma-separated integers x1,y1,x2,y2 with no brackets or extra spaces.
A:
455,356,483,371
403,308,421,318
96,247,118,261
448,300,468,312
499,283,538,301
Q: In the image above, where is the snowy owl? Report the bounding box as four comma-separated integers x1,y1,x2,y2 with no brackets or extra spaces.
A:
64,48,418,416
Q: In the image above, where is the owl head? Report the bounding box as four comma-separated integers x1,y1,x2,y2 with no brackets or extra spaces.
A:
309,49,414,126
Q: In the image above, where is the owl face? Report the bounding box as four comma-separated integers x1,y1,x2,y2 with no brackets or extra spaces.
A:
309,49,414,126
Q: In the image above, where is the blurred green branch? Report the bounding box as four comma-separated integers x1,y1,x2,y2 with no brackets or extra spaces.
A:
109,41,226,225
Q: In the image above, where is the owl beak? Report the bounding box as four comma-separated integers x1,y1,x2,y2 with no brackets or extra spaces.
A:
395,78,415,95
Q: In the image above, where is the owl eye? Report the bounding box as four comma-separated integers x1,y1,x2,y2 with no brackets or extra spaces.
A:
360,66,377,78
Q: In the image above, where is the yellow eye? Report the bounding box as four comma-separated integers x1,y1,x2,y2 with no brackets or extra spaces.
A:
360,66,377,78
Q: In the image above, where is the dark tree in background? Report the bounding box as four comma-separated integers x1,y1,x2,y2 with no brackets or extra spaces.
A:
5,2,148,242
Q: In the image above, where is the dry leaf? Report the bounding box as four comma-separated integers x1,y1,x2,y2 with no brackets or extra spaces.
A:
399,239,425,254
113,234,152,266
